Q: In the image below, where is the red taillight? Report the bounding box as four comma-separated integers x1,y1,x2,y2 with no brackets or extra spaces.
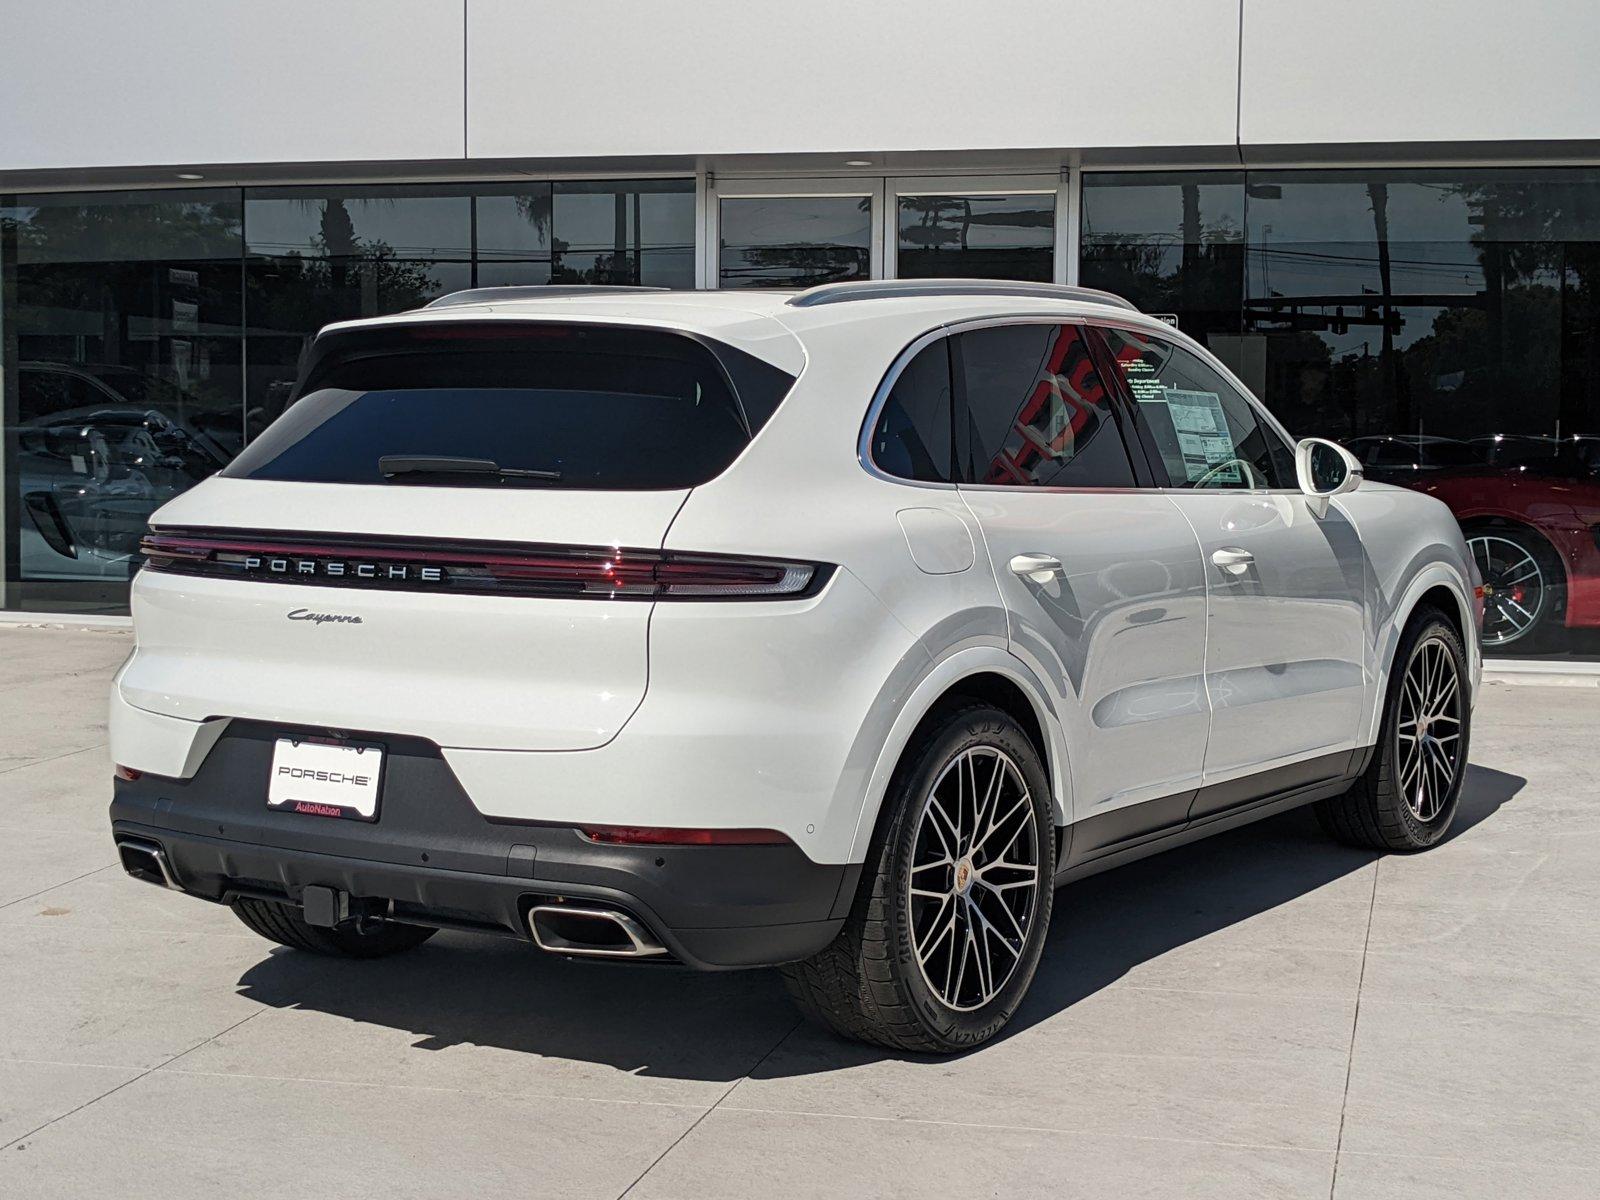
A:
114,765,142,781
578,825,791,847
138,529,826,601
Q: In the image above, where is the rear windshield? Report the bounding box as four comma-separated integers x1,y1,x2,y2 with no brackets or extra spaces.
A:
224,322,796,490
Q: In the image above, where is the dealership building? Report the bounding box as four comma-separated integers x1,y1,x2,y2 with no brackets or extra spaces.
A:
3,0,1599,662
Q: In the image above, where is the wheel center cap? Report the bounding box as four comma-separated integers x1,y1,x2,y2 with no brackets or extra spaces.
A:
954,859,974,893
1417,715,1430,738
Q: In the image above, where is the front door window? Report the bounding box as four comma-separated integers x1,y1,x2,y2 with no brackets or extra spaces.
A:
1097,328,1295,489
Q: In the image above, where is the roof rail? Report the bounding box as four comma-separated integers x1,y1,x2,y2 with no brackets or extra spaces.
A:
425,285,670,309
785,278,1139,311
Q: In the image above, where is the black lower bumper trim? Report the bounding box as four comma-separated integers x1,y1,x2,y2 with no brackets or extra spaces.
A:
109,720,856,970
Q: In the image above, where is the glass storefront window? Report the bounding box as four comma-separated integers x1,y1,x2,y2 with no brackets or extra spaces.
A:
7,165,1600,662
243,180,695,439
718,195,872,288
2,190,243,613
551,180,695,287
473,187,554,261
1081,167,1600,660
1080,172,1245,343
243,186,476,439
1,178,696,615
896,192,1054,281
1241,170,1576,445
244,190,474,260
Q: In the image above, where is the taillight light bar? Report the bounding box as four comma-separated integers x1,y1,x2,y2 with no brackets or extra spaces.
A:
137,528,828,601
578,825,792,846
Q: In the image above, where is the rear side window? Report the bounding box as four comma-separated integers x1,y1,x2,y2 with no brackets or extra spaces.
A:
871,338,953,482
224,323,796,491
955,323,1136,487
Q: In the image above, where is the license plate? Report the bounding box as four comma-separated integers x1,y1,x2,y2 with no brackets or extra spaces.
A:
267,738,384,821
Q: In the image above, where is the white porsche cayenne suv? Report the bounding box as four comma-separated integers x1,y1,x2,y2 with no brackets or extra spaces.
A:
110,280,1480,1051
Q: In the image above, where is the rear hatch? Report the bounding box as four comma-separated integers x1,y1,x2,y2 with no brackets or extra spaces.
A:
121,316,805,751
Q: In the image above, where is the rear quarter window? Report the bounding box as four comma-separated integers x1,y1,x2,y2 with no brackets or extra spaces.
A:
225,323,796,491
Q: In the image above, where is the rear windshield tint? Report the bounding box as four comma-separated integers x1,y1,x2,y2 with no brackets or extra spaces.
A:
224,323,797,490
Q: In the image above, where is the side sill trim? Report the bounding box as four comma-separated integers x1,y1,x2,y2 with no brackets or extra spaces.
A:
1055,748,1373,885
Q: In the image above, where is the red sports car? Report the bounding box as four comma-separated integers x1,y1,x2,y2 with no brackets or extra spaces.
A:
1348,436,1600,649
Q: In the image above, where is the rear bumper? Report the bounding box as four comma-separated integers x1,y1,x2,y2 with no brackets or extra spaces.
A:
109,720,856,970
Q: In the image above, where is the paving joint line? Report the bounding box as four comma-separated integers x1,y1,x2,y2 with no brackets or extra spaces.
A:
1328,856,1380,1199
714,1102,1337,1157
615,1016,803,1199
0,864,119,913
156,1064,710,1111
0,743,107,776
0,1008,268,1153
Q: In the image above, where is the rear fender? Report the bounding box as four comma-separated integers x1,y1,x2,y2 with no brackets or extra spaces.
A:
843,647,1069,864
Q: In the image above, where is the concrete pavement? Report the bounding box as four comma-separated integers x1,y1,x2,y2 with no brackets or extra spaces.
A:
1,624,1596,1198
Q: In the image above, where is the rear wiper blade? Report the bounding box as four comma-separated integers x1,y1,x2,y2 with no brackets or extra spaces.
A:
378,455,562,482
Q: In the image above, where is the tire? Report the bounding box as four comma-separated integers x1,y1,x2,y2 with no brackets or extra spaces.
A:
1316,607,1471,852
1466,524,1564,651
230,896,437,958
781,702,1055,1053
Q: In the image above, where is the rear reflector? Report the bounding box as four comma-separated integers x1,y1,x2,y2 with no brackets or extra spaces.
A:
114,764,142,781
578,825,791,847
139,528,828,601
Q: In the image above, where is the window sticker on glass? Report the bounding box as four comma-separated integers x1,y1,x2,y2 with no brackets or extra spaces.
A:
1163,388,1241,484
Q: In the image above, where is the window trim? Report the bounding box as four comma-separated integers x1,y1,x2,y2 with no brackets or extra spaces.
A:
861,332,956,485
858,324,959,489
858,315,1157,492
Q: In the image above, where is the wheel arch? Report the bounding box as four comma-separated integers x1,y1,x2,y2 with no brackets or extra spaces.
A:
843,648,1069,864
1365,562,1480,747
1414,582,1470,646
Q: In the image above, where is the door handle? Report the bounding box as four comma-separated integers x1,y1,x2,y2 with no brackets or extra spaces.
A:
1211,546,1255,576
1009,552,1063,584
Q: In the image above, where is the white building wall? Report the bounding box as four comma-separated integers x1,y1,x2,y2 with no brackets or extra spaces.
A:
466,0,1240,159
0,0,466,172
1239,0,1600,148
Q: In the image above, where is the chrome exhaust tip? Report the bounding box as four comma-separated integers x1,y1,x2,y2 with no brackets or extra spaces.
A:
116,838,182,891
527,904,667,959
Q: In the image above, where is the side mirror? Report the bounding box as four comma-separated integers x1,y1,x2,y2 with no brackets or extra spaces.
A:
1296,437,1363,517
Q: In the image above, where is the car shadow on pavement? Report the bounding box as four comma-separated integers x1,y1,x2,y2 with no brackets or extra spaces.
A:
232,764,1523,1080
1004,762,1524,1043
